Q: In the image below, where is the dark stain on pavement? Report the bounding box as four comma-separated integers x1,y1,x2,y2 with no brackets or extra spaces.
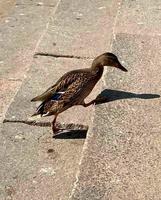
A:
47,148,54,153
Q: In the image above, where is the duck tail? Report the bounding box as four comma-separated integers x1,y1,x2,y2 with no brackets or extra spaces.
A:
29,101,45,120
31,96,42,102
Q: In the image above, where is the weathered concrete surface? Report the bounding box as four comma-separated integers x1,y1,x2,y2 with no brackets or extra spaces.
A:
70,1,161,199
3,0,161,199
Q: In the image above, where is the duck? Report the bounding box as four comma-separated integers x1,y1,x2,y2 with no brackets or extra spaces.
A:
31,52,127,134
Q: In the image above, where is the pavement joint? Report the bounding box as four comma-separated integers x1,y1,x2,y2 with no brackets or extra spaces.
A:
3,119,88,140
3,119,88,129
34,52,93,60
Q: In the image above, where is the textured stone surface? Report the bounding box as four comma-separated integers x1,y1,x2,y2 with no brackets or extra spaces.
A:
116,0,161,35
70,34,161,200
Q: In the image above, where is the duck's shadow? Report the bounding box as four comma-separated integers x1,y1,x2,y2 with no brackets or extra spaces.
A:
53,129,87,139
94,89,160,105
3,89,160,139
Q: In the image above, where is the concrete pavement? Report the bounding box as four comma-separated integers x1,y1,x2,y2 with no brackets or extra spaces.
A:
1,0,161,200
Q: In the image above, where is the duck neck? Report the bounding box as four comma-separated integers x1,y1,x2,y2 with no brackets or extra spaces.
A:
91,62,104,77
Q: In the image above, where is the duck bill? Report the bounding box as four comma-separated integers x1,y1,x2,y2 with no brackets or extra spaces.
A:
116,63,128,72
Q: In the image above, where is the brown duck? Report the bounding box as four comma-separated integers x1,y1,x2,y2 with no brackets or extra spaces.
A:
31,52,127,133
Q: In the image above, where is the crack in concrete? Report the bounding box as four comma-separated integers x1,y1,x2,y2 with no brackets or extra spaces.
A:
3,119,88,130
3,119,51,127
34,52,93,60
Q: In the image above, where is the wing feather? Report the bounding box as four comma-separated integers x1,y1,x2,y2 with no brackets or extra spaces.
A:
45,76,90,116
32,70,93,116
31,70,88,102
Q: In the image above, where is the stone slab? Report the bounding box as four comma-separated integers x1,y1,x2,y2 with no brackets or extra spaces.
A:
70,34,161,200
37,0,120,57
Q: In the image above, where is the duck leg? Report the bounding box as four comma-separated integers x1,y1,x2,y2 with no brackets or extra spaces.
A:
82,96,108,107
51,114,60,134
82,99,96,107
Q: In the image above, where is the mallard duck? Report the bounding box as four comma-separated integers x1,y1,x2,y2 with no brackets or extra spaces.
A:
31,52,127,133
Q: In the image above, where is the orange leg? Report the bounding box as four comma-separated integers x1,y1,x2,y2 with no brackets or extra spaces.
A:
51,115,60,134
82,99,96,107
82,96,108,107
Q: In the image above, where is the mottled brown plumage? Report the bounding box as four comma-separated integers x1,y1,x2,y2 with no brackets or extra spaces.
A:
31,52,127,133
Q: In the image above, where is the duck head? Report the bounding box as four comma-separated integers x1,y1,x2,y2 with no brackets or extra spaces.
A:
92,52,128,72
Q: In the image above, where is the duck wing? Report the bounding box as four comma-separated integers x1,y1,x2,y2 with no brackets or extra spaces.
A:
31,69,89,102
35,73,91,117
